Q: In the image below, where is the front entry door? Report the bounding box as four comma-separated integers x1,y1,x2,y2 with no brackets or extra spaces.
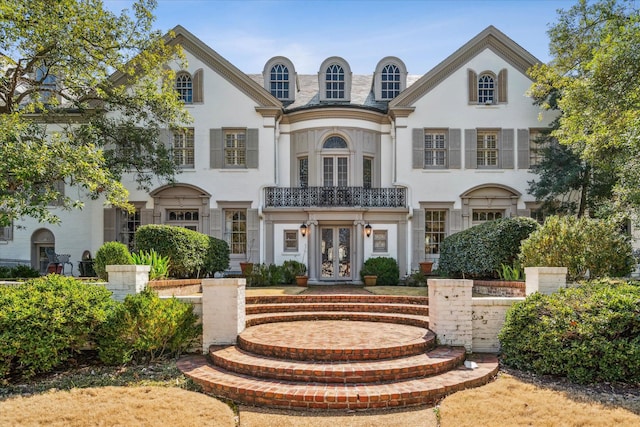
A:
320,227,351,280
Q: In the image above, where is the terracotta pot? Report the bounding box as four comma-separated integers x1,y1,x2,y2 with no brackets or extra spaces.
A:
363,275,377,286
419,261,434,274
239,262,253,276
295,275,308,286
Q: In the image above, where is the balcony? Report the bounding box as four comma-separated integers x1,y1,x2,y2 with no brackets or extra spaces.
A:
264,186,406,208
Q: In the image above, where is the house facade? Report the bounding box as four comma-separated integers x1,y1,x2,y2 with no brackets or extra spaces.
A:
0,25,558,283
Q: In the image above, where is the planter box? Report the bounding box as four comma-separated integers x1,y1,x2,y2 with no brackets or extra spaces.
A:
473,280,525,297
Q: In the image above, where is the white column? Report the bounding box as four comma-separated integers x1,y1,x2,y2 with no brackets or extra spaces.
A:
105,265,150,301
428,279,473,352
201,278,246,353
525,267,567,295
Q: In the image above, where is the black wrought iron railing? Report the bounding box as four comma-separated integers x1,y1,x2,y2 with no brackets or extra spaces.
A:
264,186,406,208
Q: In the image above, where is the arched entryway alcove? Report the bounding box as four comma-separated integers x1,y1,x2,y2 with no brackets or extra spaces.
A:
460,184,521,229
149,183,211,233
31,228,55,274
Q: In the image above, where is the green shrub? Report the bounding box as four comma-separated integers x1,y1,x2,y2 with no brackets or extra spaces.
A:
95,241,132,281
131,249,170,281
281,260,307,284
246,263,285,287
439,217,539,279
135,225,208,278
10,265,40,278
499,280,640,384
0,275,115,379
519,215,634,282
204,236,230,276
96,288,200,365
360,257,400,285
497,263,523,281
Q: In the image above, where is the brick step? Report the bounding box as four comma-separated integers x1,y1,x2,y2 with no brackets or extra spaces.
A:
246,302,428,316
177,353,498,410
245,311,430,329
211,345,466,383
237,320,435,361
246,294,428,306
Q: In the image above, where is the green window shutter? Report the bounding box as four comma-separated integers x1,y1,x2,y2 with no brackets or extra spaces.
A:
468,69,478,103
103,207,117,242
247,208,260,262
498,68,508,103
193,69,203,103
448,129,461,169
210,129,223,169
517,129,530,169
412,208,425,266
412,128,424,169
501,129,514,169
465,129,477,169
246,128,259,168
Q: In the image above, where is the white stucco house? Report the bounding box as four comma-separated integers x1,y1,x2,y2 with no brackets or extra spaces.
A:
0,25,559,283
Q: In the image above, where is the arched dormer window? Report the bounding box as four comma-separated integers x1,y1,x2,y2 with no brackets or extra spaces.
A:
263,56,296,102
318,57,352,102
468,68,508,105
374,57,407,101
175,72,193,103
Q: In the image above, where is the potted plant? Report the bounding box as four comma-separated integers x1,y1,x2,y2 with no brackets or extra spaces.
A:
282,260,307,286
361,256,400,286
239,239,255,276
419,260,434,274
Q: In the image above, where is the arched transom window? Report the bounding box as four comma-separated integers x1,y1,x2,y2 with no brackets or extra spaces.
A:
478,74,495,104
322,136,349,187
325,64,345,99
323,135,348,149
270,64,289,99
381,64,401,99
176,73,193,103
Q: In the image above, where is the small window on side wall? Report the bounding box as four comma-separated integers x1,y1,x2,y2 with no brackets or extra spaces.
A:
284,230,298,252
372,230,387,253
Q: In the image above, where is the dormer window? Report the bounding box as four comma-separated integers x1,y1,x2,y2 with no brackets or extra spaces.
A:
468,68,508,105
35,65,57,105
374,57,407,101
176,72,193,103
318,57,352,102
263,57,296,102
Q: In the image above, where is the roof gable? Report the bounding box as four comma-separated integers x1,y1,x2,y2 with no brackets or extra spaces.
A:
389,26,541,108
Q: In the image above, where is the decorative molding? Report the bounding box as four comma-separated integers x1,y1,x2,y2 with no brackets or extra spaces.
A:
281,107,389,125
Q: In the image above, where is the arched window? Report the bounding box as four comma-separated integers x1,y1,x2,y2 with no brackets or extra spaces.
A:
478,74,495,104
325,64,345,99
269,64,289,99
381,64,401,99
374,57,407,101
175,73,193,103
319,57,351,102
322,135,349,187
323,136,348,149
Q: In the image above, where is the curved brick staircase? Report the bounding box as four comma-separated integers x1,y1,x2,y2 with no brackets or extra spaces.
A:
177,293,498,410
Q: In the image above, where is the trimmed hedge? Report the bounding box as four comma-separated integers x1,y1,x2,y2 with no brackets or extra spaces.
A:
204,236,230,276
0,275,115,379
519,215,634,282
95,241,132,281
499,280,640,384
438,217,539,279
360,256,400,285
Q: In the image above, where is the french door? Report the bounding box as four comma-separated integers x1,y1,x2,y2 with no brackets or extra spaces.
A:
320,226,351,280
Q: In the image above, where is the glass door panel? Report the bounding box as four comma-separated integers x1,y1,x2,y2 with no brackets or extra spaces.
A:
320,227,351,280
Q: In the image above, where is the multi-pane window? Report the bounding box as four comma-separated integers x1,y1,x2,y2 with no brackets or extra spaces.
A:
381,64,401,99
284,230,298,252
0,222,13,241
477,131,498,167
173,128,194,168
529,130,550,167
424,131,447,167
530,208,545,224
478,74,495,104
425,210,447,255
299,157,308,187
167,209,199,231
323,136,348,149
373,230,388,253
472,210,503,223
225,210,247,255
363,157,372,189
175,73,193,103
269,64,289,99
325,64,345,99
224,130,246,167
119,208,140,250
323,157,348,187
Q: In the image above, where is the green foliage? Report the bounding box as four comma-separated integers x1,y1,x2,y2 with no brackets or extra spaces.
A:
0,0,190,226
0,275,115,380
281,260,307,284
0,265,40,279
497,263,523,281
403,270,428,287
203,236,230,277
439,217,539,279
135,225,209,278
131,249,170,281
519,215,634,282
96,288,200,365
499,279,640,384
95,242,133,281
360,257,400,285
246,263,285,287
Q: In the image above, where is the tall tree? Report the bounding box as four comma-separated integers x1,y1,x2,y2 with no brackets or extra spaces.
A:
528,0,640,216
0,0,189,226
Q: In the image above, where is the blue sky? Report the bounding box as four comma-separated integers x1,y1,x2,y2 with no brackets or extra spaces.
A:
106,0,574,74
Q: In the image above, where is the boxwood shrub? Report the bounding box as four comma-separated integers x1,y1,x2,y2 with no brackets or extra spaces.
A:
204,236,230,276
519,215,634,282
438,217,539,279
95,241,133,281
360,256,400,285
499,280,640,384
0,275,115,379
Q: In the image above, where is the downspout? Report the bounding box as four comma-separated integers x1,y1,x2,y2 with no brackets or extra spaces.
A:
391,118,413,276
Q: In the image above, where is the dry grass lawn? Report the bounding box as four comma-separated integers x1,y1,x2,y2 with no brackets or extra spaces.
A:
245,286,306,296
364,286,427,296
3,372,639,426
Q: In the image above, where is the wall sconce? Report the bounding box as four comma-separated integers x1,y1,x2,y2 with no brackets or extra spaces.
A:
364,223,372,237
300,223,308,237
